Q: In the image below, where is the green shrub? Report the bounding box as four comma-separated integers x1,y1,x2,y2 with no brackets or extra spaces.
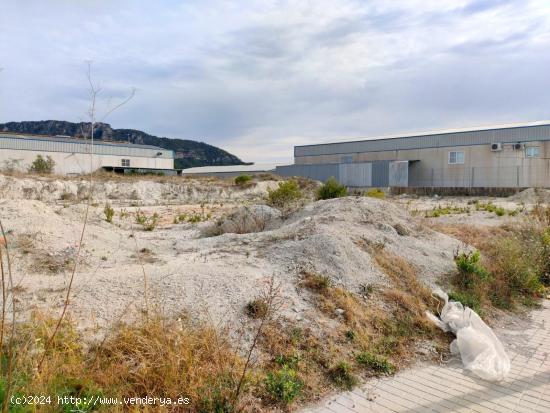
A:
265,366,303,404
267,180,302,208
234,174,252,185
356,352,395,374
328,362,358,390
104,203,115,223
365,188,385,199
316,177,347,200
448,291,482,313
29,155,55,174
454,250,490,286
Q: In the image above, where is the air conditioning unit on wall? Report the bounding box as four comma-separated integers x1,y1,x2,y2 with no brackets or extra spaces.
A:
491,142,502,151
513,143,523,150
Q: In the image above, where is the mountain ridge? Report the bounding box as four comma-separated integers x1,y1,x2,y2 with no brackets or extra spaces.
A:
0,120,246,169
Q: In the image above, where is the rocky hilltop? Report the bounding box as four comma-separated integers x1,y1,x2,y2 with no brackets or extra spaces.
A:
0,120,246,169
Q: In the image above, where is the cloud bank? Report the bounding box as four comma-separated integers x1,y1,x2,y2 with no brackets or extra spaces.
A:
1,0,549,163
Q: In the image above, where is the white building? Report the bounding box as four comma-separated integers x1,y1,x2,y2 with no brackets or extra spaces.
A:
0,133,174,175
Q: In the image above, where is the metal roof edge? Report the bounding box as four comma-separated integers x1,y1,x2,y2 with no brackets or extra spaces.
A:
294,120,550,149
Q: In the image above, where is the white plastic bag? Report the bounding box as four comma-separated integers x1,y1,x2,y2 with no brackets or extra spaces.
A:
426,289,510,381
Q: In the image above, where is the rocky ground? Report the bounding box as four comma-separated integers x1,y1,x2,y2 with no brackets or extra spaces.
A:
0,174,543,340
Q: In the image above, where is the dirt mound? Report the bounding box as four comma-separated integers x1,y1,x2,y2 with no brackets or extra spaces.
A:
2,189,462,331
0,174,277,204
508,188,550,204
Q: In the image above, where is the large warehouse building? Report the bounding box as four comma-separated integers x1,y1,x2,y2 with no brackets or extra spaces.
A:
0,132,174,175
276,121,550,190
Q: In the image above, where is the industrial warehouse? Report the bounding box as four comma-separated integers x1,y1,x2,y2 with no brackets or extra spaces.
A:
275,121,550,190
0,132,174,175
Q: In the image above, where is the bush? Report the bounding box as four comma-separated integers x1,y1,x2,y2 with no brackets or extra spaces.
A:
316,177,347,200
265,365,303,404
234,174,252,186
365,188,385,199
104,203,115,223
267,180,302,209
356,352,395,374
29,155,55,174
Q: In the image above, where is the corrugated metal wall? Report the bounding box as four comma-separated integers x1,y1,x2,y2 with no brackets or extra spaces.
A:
389,161,409,186
339,163,372,186
275,161,390,187
0,135,173,158
295,124,550,157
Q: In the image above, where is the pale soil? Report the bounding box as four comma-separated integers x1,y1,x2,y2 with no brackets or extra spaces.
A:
0,175,534,339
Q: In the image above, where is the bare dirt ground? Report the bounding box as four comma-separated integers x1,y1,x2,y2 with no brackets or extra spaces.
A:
0,174,542,341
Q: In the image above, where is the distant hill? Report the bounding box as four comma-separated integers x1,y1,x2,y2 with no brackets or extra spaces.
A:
0,120,247,169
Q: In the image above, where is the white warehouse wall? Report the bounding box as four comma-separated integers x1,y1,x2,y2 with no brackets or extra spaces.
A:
0,148,174,175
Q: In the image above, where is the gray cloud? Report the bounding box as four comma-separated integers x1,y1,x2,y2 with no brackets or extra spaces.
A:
1,0,549,163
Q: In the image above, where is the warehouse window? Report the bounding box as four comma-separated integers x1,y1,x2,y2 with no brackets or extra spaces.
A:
121,159,130,167
448,151,465,164
525,147,540,158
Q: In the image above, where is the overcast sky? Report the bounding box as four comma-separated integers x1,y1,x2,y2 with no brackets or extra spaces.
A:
1,0,549,163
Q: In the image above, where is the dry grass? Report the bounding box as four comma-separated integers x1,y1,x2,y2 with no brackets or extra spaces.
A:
432,210,549,311
251,263,450,404
29,249,76,274
8,311,250,412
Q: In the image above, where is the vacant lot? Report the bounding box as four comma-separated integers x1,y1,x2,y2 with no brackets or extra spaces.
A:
0,174,547,411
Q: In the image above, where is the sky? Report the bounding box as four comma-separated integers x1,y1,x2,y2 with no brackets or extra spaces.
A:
1,0,550,163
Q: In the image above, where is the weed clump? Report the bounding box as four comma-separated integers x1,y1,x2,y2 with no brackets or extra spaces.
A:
328,362,358,390
365,188,385,199
103,203,115,223
356,352,395,375
300,272,331,292
264,365,303,404
135,210,159,231
245,298,269,319
316,177,347,200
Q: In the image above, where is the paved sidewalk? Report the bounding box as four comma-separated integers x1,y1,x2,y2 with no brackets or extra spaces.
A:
304,300,550,413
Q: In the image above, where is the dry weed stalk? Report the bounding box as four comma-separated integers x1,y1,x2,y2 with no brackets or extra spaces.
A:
39,62,135,371
0,218,17,413
233,275,282,403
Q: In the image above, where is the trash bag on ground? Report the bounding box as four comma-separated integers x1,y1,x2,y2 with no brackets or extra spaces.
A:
426,289,510,381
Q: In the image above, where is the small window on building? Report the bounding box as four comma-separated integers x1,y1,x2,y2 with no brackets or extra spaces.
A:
341,155,353,163
121,159,130,167
525,147,540,158
448,151,465,164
